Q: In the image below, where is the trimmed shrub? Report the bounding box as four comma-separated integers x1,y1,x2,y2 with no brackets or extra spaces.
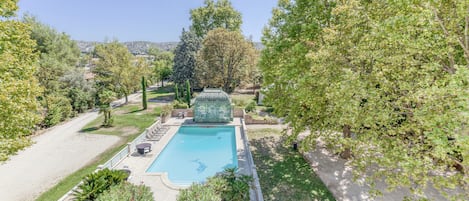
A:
73,168,128,201
177,182,221,201
177,168,252,201
172,100,189,109
96,182,154,201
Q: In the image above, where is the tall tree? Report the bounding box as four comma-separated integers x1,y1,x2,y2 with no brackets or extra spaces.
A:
172,29,201,86
61,69,96,113
185,80,192,108
141,76,147,110
174,83,180,101
93,41,137,104
195,28,257,93
190,0,242,38
24,15,82,126
0,0,42,161
98,90,116,127
261,0,469,198
148,48,173,87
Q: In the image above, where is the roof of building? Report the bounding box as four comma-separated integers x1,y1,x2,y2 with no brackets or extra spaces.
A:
195,88,230,102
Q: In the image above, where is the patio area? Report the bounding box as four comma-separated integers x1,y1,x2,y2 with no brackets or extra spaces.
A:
113,117,251,201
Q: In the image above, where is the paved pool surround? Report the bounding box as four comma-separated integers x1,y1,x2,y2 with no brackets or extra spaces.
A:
114,117,249,201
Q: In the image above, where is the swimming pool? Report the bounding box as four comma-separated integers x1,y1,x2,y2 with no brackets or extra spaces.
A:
146,126,238,185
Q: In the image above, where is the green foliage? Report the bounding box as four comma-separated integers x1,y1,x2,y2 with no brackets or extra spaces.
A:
173,29,201,87
42,94,73,127
195,28,257,93
149,48,173,87
160,104,173,118
177,168,252,201
142,76,147,110
60,68,95,113
24,15,87,127
0,0,19,17
190,0,242,38
98,90,116,127
244,101,256,113
185,80,192,108
0,1,42,161
96,182,153,201
93,40,140,104
177,182,221,201
0,137,32,161
73,168,128,201
174,83,180,101
172,100,188,109
261,0,469,198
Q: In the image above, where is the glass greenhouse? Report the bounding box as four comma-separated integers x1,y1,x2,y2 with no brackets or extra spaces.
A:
193,88,233,123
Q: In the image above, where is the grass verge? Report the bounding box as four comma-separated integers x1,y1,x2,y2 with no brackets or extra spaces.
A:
248,128,335,201
81,105,162,136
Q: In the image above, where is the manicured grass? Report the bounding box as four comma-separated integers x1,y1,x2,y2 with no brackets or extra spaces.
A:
81,104,162,136
248,128,335,201
147,84,174,100
231,94,255,107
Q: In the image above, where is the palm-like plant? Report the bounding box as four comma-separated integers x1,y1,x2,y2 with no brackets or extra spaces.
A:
98,90,115,127
73,168,128,201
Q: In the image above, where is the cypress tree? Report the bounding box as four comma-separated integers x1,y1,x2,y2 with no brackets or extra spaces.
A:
141,76,147,110
174,83,179,101
185,80,191,108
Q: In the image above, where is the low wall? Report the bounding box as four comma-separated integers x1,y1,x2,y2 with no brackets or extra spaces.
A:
172,108,243,118
244,114,278,125
171,109,193,117
233,108,244,118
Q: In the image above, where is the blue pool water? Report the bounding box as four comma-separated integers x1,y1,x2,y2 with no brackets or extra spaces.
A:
146,126,237,185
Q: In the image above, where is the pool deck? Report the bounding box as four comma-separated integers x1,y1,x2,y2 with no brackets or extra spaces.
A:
114,117,249,201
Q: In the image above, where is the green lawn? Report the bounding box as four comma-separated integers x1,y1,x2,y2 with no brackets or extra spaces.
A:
248,128,335,201
81,104,162,136
147,84,174,100
231,94,255,107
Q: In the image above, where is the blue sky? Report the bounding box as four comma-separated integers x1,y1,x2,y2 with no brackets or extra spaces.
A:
17,0,278,42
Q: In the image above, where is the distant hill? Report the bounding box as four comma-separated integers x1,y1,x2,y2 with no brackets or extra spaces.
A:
76,40,263,55
76,41,178,55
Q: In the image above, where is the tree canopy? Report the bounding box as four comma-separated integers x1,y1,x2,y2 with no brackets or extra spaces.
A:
261,0,469,198
190,0,242,38
93,41,141,104
24,15,84,127
149,48,173,87
0,0,42,161
172,29,201,86
195,28,257,93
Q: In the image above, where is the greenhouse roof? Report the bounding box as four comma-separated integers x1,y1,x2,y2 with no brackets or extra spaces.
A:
195,88,230,102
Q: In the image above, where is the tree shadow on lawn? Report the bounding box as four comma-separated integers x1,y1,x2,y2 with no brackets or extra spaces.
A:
148,94,174,103
250,136,335,201
126,108,145,114
80,127,99,133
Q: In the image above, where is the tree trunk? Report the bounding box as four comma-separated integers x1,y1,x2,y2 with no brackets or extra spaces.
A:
341,125,352,159
103,110,108,126
161,79,164,87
